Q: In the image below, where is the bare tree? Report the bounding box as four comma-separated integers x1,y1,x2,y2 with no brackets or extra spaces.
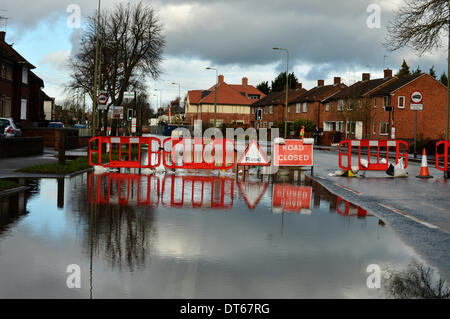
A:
385,0,450,157
67,1,165,135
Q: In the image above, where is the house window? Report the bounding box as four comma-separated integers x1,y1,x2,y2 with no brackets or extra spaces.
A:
251,108,255,114
398,96,405,109
380,122,389,135
359,99,362,108
373,97,377,108
336,121,344,132
269,105,273,114
5,64,12,81
264,122,268,128
325,103,330,112
20,99,27,120
383,96,389,108
302,102,307,113
338,99,344,111
347,99,353,111
22,67,28,84
296,103,301,113
323,121,333,132
346,121,356,134
373,122,377,134
264,106,268,114
269,122,274,128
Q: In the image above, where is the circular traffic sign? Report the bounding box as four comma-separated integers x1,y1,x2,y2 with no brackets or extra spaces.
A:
97,93,108,105
410,90,423,104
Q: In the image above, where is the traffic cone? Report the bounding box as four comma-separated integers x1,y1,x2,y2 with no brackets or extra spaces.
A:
416,149,433,179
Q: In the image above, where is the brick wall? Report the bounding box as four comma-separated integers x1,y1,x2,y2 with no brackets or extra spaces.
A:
0,136,43,158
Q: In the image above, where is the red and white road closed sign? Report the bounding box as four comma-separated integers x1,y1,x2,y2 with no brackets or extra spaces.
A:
274,139,313,167
273,184,312,212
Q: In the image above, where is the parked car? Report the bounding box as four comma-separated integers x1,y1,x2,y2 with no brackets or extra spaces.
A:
74,124,87,129
48,122,65,128
0,118,22,137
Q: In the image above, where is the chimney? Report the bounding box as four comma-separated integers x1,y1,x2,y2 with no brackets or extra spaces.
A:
362,73,371,81
334,77,341,85
218,74,224,83
0,31,5,42
296,83,302,89
242,77,248,86
384,69,393,78
318,80,324,87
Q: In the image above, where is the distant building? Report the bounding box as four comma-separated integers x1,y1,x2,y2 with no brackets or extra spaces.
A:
185,75,266,126
0,31,50,126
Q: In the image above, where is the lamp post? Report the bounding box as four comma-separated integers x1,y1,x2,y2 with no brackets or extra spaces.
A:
206,67,218,128
91,0,101,137
273,47,289,139
172,82,181,123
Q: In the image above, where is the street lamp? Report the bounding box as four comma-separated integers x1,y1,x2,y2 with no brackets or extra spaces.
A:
172,82,181,124
92,0,101,137
273,47,289,139
206,67,218,128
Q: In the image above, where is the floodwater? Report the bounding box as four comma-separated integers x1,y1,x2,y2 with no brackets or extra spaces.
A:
0,171,446,298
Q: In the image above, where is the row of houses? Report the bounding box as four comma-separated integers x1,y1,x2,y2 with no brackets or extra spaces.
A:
0,31,54,126
185,69,447,143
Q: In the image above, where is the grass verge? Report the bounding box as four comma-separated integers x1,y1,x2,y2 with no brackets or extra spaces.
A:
16,156,92,175
0,180,21,191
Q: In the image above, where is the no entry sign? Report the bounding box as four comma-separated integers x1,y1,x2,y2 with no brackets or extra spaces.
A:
274,139,313,167
273,184,312,213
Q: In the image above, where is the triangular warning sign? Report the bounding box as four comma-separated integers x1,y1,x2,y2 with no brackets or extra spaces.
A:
237,181,268,210
238,140,270,166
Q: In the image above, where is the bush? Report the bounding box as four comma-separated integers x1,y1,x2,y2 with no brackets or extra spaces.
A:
408,139,439,155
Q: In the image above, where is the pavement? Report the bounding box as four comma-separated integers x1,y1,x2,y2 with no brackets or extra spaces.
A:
0,147,89,179
307,148,450,282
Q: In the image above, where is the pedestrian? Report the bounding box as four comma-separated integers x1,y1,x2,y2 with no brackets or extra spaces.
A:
300,125,305,139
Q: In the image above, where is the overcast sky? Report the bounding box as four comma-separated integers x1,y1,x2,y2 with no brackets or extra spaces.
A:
1,0,448,108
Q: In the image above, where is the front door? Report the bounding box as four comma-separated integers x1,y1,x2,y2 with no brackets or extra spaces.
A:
355,121,363,139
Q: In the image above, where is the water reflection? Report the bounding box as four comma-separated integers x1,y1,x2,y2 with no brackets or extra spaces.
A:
387,261,450,299
0,172,447,298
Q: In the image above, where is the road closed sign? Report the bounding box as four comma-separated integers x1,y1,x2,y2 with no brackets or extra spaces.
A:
273,184,312,213
274,139,313,167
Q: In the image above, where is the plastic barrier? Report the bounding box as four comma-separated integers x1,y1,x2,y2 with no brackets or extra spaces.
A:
88,172,160,207
89,136,161,168
336,197,372,217
436,141,450,172
162,137,235,170
339,139,408,171
161,175,234,209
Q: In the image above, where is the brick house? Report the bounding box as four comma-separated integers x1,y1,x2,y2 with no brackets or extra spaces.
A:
0,31,49,126
369,73,447,142
322,70,395,140
288,78,347,128
185,75,266,126
250,84,306,129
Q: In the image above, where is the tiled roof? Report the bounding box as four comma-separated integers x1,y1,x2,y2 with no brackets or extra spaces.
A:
370,73,424,96
0,36,35,69
251,88,307,107
290,84,344,104
326,77,393,101
189,80,266,106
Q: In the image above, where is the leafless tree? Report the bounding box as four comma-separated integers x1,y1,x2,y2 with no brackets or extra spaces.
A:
67,1,165,134
385,0,449,54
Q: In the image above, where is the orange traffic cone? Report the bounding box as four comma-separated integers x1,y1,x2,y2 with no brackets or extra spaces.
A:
416,149,433,179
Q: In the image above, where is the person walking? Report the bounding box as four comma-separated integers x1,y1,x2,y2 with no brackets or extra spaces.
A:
300,125,305,139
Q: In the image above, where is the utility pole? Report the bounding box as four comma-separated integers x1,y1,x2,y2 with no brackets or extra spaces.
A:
273,48,289,138
91,0,101,137
206,67,218,128
446,5,450,178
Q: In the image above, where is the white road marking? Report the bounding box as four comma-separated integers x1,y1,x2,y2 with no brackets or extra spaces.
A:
379,203,439,229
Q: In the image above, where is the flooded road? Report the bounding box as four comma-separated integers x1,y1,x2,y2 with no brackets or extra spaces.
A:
0,171,446,298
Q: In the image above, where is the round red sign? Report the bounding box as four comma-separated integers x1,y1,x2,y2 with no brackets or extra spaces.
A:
97,94,108,105
410,90,423,104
